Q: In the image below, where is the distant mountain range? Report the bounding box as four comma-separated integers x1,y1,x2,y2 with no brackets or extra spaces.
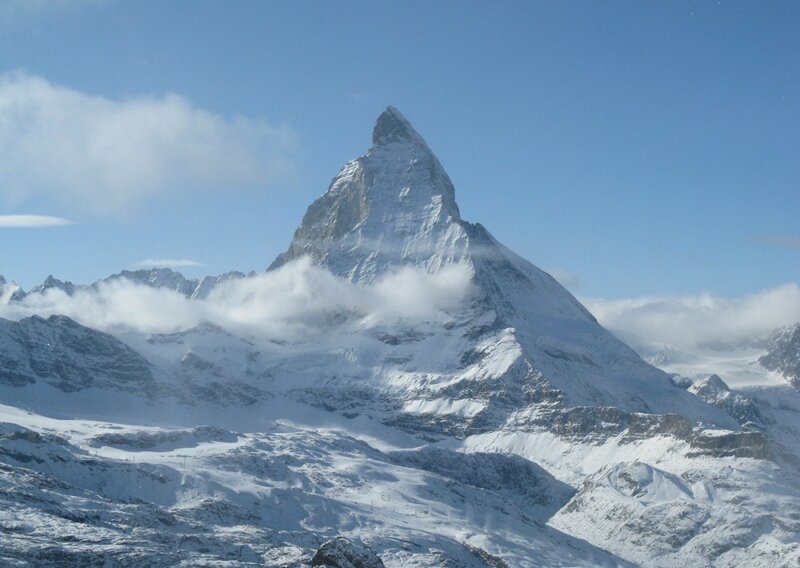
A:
5,267,253,302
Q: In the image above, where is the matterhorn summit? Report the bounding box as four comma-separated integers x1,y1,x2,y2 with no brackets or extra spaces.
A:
272,107,732,424
271,106,464,279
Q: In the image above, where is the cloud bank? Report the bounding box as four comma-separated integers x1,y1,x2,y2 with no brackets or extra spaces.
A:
0,258,475,342
0,215,74,228
4,249,794,354
0,71,297,213
583,283,800,351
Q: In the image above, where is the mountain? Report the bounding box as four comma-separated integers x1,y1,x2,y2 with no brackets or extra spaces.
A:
271,106,734,431
0,107,798,567
0,315,153,392
5,274,75,301
760,323,800,388
28,275,77,296
101,268,249,299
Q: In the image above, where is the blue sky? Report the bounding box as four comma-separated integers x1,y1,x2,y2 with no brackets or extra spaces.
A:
0,1,797,298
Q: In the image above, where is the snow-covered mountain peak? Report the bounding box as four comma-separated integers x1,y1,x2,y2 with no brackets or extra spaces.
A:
105,268,196,294
371,105,428,148
29,274,76,296
265,107,742,422
270,107,463,278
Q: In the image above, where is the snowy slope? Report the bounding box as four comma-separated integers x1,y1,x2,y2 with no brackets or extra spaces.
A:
0,107,798,567
551,460,800,567
0,400,627,567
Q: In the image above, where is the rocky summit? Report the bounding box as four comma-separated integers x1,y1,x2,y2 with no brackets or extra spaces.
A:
0,108,798,567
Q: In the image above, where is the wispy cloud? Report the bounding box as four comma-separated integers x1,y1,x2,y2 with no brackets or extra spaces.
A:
0,71,298,214
0,214,74,228
135,258,206,269
752,234,800,250
583,283,800,351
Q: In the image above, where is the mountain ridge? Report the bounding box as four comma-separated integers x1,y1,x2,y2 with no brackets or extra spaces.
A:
5,267,252,302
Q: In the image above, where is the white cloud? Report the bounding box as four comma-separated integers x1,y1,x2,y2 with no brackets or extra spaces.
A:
583,283,800,351
135,258,206,269
0,71,298,213
0,257,476,341
0,214,74,227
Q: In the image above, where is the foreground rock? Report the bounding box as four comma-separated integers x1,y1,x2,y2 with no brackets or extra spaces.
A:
311,537,385,568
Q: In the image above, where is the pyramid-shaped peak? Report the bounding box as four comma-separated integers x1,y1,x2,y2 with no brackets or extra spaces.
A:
372,106,427,147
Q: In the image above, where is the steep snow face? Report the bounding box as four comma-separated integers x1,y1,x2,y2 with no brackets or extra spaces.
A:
271,107,731,421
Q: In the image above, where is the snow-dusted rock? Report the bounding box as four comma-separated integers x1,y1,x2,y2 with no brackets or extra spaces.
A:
688,374,764,429
28,275,77,296
760,323,800,388
0,314,153,392
311,537,385,568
